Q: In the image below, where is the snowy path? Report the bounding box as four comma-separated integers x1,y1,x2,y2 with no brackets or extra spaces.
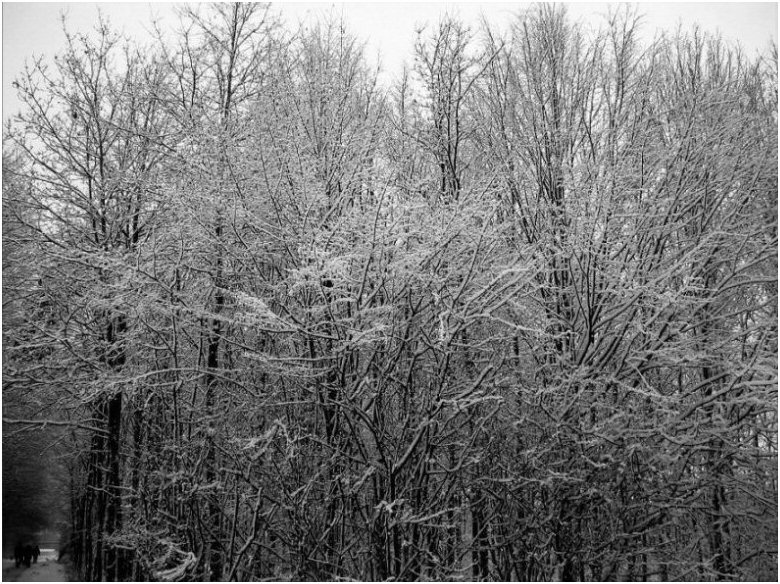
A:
2,558,69,582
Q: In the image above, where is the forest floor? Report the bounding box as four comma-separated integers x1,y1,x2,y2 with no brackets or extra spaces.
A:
2,558,69,582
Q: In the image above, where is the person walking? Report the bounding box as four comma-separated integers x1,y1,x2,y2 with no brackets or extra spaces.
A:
22,544,32,568
13,542,23,568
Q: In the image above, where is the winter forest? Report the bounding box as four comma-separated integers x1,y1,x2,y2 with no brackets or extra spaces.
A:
2,2,777,581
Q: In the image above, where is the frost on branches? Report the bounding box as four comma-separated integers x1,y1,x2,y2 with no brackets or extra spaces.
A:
3,3,776,582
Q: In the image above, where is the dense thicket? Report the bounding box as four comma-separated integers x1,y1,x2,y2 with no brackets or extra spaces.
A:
3,4,777,581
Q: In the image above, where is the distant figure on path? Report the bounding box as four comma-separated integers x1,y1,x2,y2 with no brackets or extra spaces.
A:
22,544,33,567
32,544,40,563
14,542,23,568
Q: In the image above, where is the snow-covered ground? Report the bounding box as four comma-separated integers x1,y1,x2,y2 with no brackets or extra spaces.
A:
2,557,69,582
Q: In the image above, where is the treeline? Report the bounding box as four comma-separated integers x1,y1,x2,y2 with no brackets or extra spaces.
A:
2,3,777,581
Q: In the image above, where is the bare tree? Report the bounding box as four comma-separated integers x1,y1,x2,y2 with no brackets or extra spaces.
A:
3,4,775,582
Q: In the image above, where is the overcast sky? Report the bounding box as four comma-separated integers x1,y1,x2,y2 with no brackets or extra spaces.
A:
2,1,778,122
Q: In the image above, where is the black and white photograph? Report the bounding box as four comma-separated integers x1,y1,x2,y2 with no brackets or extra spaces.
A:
2,1,777,581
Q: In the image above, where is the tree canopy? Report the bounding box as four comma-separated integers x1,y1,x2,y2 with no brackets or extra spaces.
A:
3,3,777,581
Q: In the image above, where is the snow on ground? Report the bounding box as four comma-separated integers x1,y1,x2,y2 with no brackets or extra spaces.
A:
2,557,69,582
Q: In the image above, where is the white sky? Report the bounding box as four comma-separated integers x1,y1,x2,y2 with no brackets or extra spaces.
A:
2,1,778,122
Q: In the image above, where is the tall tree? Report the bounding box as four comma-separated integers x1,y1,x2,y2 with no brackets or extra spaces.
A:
3,4,776,582
6,19,174,579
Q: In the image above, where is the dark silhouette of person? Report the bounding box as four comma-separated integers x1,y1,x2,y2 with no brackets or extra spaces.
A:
22,544,33,567
14,541,23,568
32,544,40,563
